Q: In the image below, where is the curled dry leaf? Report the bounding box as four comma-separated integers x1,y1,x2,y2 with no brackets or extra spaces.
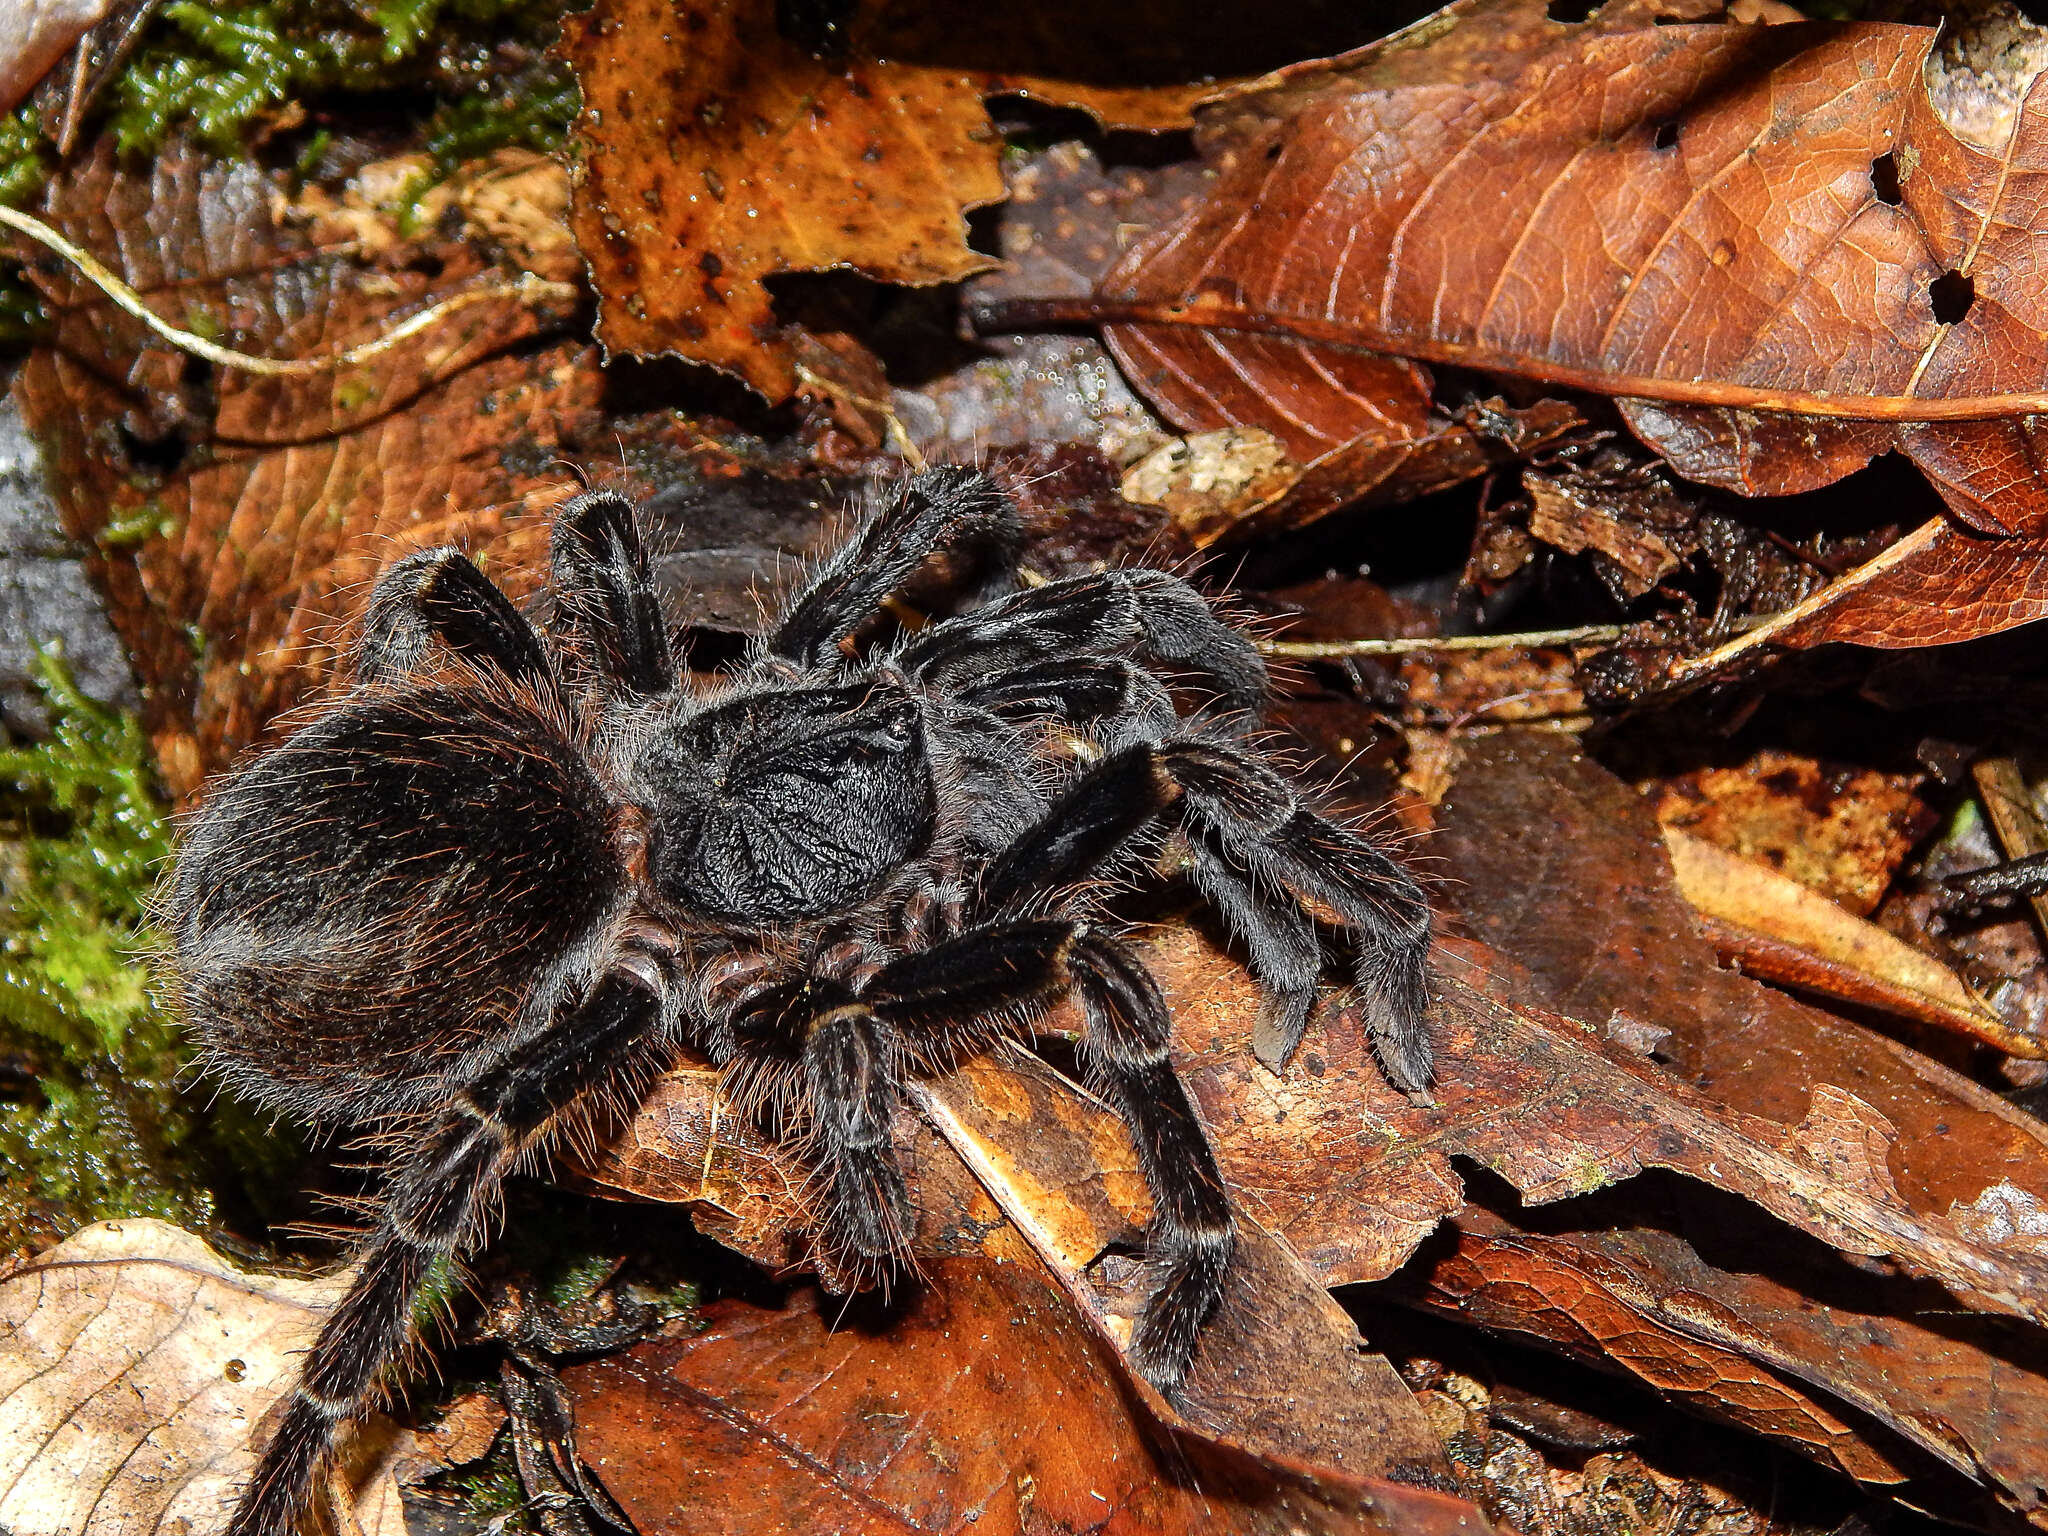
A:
1661,824,2037,1054
1434,731,2048,1516
1098,7,2048,519
9,142,602,796
1405,1205,1911,1487
1058,0,2048,629
1658,514,2048,686
0,1219,398,1536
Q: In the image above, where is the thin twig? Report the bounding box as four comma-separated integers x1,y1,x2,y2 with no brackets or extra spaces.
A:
0,202,578,378
1259,624,1625,659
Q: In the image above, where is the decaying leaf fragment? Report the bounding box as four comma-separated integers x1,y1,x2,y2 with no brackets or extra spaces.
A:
1661,824,2035,1053
10,141,602,796
1434,732,2048,1516
0,1219,378,1536
561,0,1006,401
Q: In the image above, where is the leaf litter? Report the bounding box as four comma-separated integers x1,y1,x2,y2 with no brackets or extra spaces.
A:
13,0,2048,1533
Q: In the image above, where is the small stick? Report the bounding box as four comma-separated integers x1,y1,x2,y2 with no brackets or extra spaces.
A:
0,203,578,378
1969,757,2048,948
1259,624,1624,659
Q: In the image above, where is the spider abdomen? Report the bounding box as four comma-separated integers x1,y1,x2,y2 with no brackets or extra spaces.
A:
173,686,624,1123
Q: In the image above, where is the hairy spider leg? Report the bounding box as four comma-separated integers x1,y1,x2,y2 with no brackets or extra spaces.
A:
720,976,916,1270
226,974,669,1536
956,656,1177,736
863,919,1232,1392
355,547,551,687
550,488,676,696
770,465,1023,664
981,739,1434,1090
900,568,1268,720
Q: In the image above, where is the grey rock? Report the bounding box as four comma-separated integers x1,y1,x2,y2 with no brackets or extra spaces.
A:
0,389,139,738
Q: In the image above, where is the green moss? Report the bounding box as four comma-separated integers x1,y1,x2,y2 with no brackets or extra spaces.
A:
0,650,198,1245
101,0,579,161
438,1440,532,1531
0,650,296,1249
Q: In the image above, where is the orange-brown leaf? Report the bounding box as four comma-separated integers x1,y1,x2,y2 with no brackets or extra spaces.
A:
1095,8,2048,551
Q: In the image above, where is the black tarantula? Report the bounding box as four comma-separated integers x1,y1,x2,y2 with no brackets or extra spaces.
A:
170,467,1434,1536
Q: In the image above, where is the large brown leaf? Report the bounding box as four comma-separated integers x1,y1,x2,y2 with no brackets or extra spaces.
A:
563,1223,1491,1536
1081,0,2048,620
560,0,1405,402
575,1068,1482,1535
10,142,601,797
1434,730,2048,1518
578,1055,1455,1488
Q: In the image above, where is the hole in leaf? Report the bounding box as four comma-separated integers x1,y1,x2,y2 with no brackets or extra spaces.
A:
1929,269,1975,325
1870,151,1902,205
1265,139,1284,161
1651,120,1680,150
1547,0,1600,20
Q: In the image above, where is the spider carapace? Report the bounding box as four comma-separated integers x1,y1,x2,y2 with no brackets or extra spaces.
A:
170,467,1435,1536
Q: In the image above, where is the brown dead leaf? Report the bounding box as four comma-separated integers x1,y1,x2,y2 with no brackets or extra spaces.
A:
1134,923,2048,1325
1662,825,2037,1053
0,1219,400,1536
561,0,1004,402
1064,0,2048,604
1404,1206,1910,1487
563,1220,1492,1536
580,1053,1454,1485
577,1065,1486,1535
10,140,602,796
916,1053,1452,1482
1436,731,2048,1211
561,0,1541,415
1434,730,2048,1516
1647,749,1928,915
1659,515,2048,685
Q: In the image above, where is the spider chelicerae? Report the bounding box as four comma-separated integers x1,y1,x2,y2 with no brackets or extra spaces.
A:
170,467,1434,1536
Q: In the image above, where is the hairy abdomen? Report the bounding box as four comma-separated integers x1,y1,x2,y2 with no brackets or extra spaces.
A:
172,687,623,1123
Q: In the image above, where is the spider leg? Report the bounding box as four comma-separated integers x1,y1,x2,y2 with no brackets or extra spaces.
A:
719,978,914,1269
226,972,670,1536
1183,833,1324,1075
865,919,1232,1392
980,740,1433,1091
355,547,549,687
957,656,1176,737
900,569,1267,718
769,466,1021,664
549,489,675,696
